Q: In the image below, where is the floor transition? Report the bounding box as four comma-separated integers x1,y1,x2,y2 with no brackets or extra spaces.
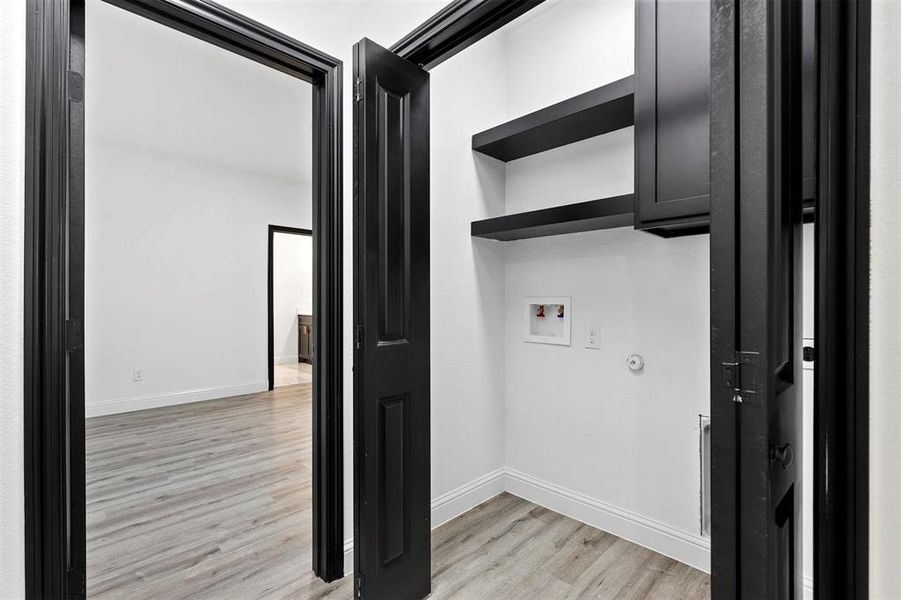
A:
274,361,313,387
86,384,709,599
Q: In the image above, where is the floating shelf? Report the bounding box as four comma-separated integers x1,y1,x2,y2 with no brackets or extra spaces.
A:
471,195,634,241
472,76,634,162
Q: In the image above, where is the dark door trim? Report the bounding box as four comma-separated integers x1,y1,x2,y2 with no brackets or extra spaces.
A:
268,225,313,391
24,1,344,596
389,0,546,70
814,0,871,596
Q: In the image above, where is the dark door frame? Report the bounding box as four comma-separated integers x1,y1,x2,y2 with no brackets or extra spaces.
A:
814,0,871,597
376,0,872,596
268,224,313,391
24,1,344,597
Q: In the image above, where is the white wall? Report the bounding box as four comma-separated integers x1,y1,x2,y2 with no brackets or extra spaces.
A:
499,0,711,570
428,24,509,515
84,0,312,416
0,0,26,595
869,2,901,597
802,223,815,595
273,232,313,363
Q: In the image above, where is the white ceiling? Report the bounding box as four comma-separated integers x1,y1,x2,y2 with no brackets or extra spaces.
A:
85,0,312,184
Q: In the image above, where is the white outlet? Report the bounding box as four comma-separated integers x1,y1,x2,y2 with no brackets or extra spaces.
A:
132,368,144,382
584,324,601,349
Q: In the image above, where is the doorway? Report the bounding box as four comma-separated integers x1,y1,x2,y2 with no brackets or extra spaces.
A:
350,0,871,598
268,225,314,390
24,0,344,595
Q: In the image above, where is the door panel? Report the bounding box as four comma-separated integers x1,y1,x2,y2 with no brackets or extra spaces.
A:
710,0,803,597
353,37,430,600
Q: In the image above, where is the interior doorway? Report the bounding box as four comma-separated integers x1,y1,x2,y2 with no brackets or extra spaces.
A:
268,225,314,390
23,0,345,595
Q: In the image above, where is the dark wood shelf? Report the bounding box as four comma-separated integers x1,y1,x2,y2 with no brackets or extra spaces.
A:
471,76,634,162
471,195,634,241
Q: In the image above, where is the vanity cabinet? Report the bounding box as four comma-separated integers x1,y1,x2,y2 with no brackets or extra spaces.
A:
298,314,313,364
634,0,711,236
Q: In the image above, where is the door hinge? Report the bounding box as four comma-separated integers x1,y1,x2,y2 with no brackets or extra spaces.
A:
67,71,84,103
354,77,362,102
720,351,759,403
65,319,84,352
803,346,815,362
355,325,364,350
355,574,364,598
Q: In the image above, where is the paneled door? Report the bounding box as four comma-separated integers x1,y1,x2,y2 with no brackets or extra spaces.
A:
352,37,430,600
709,0,804,597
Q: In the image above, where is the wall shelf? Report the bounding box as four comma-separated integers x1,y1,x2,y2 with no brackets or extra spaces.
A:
471,195,634,241
471,76,634,162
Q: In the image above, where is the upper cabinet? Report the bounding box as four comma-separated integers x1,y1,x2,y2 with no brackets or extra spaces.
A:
634,0,815,236
634,0,711,236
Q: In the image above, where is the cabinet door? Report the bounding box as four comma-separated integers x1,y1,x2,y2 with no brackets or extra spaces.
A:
635,0,711,232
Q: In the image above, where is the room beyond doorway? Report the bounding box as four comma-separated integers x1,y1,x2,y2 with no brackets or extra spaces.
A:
23,0,346,593
269,225,314,390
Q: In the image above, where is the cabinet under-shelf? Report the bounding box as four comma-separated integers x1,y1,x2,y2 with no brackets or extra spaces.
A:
471,195,634,241
471,76,634,162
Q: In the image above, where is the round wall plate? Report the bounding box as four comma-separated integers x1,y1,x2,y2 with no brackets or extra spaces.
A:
626,353,645,372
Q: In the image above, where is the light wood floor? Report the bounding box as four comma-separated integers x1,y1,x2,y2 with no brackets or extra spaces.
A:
274,361,313,387
86,385,709,599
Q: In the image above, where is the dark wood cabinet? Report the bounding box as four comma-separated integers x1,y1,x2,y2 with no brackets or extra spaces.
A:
298,314,313,364
634,0,711,236
635,0,815,236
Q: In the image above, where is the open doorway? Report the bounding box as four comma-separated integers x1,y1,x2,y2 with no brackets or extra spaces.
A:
351,0,869,598
81,1,320,595
23,0,345,595
268,225,314,390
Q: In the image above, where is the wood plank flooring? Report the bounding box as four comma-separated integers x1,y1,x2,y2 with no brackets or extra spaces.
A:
86,384,709,599
274,362,313,387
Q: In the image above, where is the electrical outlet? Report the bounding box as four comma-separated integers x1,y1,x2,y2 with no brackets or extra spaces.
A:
584,325,601,349
132,368,144,382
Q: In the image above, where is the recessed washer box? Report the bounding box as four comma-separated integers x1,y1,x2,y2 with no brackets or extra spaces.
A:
524,296,571,346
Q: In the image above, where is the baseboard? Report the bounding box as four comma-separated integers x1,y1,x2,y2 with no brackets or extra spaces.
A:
275,355,299,365
431,468,506,529
340,468,807,584
341,467,506,576
803,576,813,599
503,468,711,573
85,380,269,418
343,537,354,576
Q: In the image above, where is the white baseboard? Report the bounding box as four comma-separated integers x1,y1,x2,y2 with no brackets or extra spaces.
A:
85,381,269,418
275,355,299,365
431,468,506,529
336,470,817,586
340,467,710,576
343,538,354,576
803,576,813,599
503,468,711,573
341,467,506,576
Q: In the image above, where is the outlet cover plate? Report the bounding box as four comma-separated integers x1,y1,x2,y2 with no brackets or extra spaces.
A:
584,324,601,349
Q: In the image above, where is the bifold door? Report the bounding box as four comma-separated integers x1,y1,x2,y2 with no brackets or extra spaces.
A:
352,38,430,600
710,0,804,597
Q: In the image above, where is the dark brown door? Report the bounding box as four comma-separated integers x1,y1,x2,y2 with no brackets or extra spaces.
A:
352,37,430,600
709,0,804,598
